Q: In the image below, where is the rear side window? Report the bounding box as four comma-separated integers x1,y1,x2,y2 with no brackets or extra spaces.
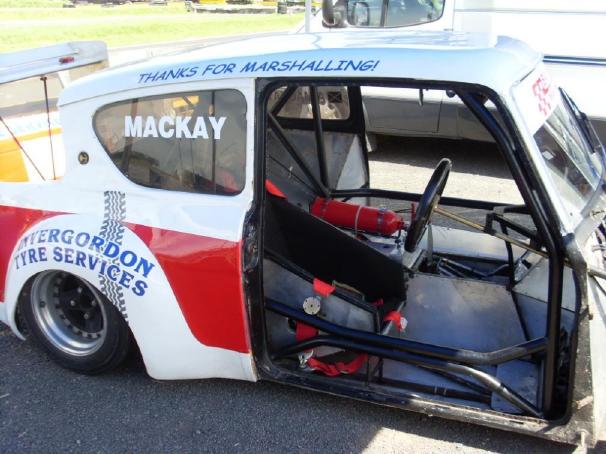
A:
94,89,247,195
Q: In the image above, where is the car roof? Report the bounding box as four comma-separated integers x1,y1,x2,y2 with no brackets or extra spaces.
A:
59,31,541,106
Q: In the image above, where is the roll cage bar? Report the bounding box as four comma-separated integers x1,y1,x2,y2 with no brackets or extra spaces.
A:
253,78,570,420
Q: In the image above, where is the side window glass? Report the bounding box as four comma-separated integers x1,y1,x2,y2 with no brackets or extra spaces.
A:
94,89,247,195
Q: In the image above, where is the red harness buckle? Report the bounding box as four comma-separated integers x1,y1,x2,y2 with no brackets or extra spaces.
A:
383,311,404,331
313,278,335,297
307,354,369,377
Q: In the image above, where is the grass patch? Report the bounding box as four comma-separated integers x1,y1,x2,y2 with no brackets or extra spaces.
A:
1,2,191,19
0,0,63,6
0,3,304,52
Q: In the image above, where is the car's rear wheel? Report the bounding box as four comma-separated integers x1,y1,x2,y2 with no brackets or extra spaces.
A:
21,271,131,374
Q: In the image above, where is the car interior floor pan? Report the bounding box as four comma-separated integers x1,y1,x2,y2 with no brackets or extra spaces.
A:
403,273,527,351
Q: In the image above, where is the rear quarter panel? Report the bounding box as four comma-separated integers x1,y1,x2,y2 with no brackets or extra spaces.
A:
0,78,257,381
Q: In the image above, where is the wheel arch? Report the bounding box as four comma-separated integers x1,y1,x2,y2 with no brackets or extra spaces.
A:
1,213,160,367
4,247,137,344
2,213,257,381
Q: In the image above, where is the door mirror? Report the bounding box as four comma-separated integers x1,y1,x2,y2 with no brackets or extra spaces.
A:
322,0,347,27
322,0,336,25
351,1,370,26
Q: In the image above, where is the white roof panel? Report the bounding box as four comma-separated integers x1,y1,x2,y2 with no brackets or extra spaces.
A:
59,31,542,106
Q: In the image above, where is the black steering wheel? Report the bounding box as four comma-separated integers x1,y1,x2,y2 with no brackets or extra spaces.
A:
404,158,452,253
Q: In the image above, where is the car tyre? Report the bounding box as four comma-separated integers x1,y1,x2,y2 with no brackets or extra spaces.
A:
20,271,131,375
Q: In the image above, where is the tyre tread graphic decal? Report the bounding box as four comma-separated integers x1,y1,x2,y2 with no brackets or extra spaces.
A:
98,191,128,321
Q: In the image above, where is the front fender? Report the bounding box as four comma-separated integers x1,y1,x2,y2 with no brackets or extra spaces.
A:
3,213,255,381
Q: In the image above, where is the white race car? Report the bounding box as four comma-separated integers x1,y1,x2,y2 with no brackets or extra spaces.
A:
0,31,605,448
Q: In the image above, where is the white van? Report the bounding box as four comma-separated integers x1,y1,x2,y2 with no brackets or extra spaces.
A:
303,0,606,142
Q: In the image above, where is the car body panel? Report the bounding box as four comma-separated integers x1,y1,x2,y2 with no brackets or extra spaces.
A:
0,77,258,381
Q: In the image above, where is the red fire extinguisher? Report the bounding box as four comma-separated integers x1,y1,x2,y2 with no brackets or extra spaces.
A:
310,197,404,236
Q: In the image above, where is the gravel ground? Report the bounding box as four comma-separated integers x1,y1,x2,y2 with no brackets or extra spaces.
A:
369,136,523,205
1,136,604,453
0,323,594,454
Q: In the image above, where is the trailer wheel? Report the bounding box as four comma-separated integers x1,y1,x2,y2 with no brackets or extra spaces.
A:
21,271,131,374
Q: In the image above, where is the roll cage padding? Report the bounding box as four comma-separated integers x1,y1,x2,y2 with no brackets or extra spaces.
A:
265,249,380,319
264,194,406,302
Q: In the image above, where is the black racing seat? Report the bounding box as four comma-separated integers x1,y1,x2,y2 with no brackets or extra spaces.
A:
264,193,406,303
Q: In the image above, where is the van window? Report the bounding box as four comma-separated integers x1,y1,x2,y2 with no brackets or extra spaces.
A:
94,89,247,196
347,0,445,28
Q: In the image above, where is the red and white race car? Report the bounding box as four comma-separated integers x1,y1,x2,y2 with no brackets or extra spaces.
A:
1,32,605,447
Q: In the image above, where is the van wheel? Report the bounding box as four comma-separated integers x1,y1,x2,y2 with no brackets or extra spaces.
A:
21,271,131,374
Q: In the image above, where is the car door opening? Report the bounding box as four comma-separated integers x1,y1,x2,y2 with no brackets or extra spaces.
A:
256,80,576,421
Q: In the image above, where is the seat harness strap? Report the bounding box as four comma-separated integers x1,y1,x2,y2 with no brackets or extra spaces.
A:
296,277,371,376
307,354,369,377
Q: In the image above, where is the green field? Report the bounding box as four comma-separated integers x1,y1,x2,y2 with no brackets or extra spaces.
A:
0,2,304,52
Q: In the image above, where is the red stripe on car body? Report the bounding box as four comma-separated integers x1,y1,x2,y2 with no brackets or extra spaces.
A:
129,224,251,354
0,205,251,354
0,205,60,301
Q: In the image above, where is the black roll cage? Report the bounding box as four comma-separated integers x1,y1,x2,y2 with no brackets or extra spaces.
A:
247,76,571,421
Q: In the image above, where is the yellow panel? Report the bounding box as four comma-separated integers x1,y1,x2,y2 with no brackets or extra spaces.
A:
172,95,200,116
0,140,28,182
0,128,62,182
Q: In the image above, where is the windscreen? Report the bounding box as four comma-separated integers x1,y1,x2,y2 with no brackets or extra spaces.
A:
534,100,602,209
514,67,604,226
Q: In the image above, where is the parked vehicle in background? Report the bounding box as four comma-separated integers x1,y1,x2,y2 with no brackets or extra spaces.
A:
0,41,108,182
300,0,606,143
